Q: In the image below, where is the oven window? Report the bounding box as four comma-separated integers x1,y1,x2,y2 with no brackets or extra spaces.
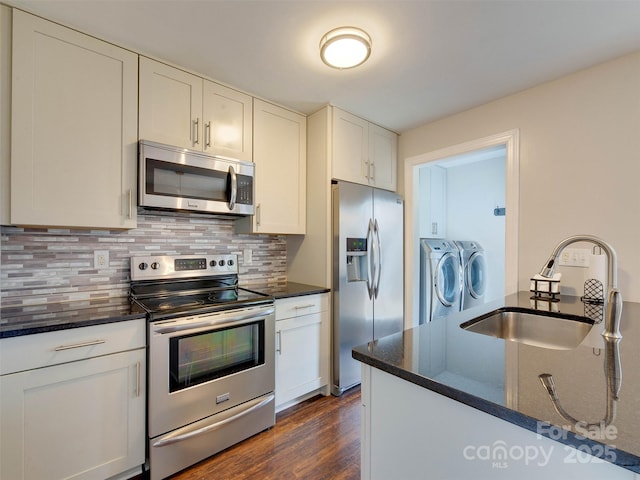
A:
146,158,229,202
169,320,264,392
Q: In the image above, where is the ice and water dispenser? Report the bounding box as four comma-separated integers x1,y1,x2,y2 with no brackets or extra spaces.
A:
346,237,368,282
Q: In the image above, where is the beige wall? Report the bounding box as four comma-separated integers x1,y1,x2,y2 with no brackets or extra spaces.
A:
399,51,640,303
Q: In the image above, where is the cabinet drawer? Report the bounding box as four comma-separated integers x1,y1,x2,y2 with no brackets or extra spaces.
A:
275,293,329,320
0,319,146,375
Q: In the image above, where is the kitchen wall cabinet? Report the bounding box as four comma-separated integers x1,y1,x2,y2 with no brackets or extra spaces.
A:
418,165,447,238
237,99,306,234
275,293,330,411
10,10,138,229
139,57,253,162
332,107,398,192
287,105,398,289
0,320,146,480
1,6,10,224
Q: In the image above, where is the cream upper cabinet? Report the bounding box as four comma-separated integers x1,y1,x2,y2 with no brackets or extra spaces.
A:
331,107,397,191
202,80,252,161
418,165,447,238
139,57,202,150
368,123,398,191
139,57,252,162
10,10,138,229
238,99,306,234
332,108,369,185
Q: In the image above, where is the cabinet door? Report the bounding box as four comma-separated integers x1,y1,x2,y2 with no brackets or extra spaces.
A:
202,80,252,161
418,165,447,238
139,56,203,149
332,107,370,185
246,99,306,234
369,123,397,191
0,349,145,480
11,10,137,229
275,312,327,407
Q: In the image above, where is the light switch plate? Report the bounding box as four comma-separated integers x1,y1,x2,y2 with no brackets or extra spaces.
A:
558,248,589,267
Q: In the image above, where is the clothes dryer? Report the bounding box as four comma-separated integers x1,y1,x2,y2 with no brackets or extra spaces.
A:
419,239,462,323
455,240,487,311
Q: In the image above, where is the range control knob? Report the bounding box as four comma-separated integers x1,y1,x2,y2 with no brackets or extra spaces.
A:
209,260,217,267
138,262,148,271
151,262,159,270
227,259,234,266
219,259,225,267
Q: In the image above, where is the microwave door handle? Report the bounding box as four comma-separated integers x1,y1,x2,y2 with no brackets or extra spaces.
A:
228,165,237,210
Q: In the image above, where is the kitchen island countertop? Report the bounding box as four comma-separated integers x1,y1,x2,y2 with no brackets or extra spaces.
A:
353,292,640,473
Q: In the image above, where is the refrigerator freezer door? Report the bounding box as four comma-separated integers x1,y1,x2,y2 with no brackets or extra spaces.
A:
372,188,404,339
332,182,374,395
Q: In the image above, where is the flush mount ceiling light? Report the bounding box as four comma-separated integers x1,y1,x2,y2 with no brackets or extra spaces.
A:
320,26,371,69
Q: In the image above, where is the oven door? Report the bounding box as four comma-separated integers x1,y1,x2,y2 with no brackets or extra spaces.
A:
148,304,275,438
139,140,254,215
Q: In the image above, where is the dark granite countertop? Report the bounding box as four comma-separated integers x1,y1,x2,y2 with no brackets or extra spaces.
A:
245,282,329,299
1,282,329,338
353,292,640,473
0,297,145,338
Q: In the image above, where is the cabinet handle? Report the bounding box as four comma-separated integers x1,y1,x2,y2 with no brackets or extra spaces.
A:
54,339,106,351
135,361,141,398
294,304,315,310
205,121,212,147
256,204,261,227
193,118,200,145
276,330,282,355
127,189,133,219
370,161,375,181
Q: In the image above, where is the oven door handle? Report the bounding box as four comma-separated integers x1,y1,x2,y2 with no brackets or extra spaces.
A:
151,393,275,448
152,306,275,334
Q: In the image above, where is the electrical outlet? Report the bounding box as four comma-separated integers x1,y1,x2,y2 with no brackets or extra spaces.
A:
244,248,252,265
558,248,590,267
94,250,109,269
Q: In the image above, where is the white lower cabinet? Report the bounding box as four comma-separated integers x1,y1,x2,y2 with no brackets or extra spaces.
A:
0,321,146,480
275,293,330,411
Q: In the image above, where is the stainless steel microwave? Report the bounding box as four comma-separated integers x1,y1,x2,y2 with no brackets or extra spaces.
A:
138,140,254,216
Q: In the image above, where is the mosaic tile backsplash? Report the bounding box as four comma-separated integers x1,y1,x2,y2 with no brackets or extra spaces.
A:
0,212,287,308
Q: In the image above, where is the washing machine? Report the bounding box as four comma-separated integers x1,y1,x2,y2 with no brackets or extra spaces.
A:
419,239,462,323
455,240,487,311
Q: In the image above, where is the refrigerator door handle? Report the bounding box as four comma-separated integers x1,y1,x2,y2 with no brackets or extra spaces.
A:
373,218,382,299
366,218,375,300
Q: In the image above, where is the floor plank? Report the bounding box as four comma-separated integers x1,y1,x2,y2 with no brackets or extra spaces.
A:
170,387,361,480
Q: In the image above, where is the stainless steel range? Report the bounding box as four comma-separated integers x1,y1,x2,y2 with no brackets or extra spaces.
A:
130,254,275,480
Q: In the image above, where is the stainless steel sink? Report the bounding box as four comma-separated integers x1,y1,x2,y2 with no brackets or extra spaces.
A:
460,308,594,350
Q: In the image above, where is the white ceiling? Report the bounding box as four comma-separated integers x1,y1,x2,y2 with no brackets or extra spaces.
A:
7,0,640,133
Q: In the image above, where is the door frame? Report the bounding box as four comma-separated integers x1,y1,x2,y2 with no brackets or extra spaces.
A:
403,129,520,327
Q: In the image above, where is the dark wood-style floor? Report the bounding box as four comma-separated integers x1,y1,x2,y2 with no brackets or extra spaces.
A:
171,387,361,480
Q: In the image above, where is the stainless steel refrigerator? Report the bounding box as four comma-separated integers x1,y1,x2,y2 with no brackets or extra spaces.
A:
332,181,404,396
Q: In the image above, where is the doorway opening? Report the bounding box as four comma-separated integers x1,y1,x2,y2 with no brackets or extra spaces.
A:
403,130,520,327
